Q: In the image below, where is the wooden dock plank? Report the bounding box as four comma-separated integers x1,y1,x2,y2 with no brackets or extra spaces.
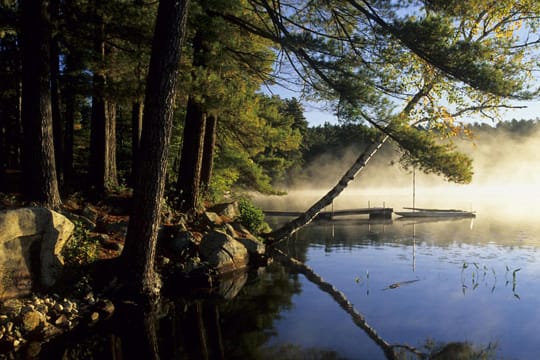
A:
264,207,393,219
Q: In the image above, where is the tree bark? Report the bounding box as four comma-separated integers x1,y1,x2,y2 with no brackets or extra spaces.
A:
200,114,217,192
130,100,144,185
176,31,206,212
266,135,389,244
176,97,206,212
20,0,62,209
89,1,118,194
121,0,189,298
106,101,118,189
50,0,63,187
63,54,76,186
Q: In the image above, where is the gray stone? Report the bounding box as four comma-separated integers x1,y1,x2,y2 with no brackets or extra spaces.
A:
208,202,240,220
236,237,265,256
199,231,249,273
0,207,74,297
81,205,99,223
1,299,23,317
203,211,224,225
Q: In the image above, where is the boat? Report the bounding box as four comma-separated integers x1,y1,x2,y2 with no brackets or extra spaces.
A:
397,169,476,218
395,207,476,218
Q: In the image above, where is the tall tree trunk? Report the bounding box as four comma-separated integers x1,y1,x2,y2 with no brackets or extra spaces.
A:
176,30,206,212
200,114,217,192
177,97,206,211
121,0,189,298
20,0,62,209
89,3,107,195
105,101,118,189
50,0,63,187
89,1,117,194
265,134,389,244
63,54,76,186
130,100,144,185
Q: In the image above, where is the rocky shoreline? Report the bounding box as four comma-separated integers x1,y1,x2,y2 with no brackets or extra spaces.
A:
0,200,269,358
0,276,115,359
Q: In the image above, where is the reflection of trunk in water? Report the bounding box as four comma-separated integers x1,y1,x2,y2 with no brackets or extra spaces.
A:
270,248,423,360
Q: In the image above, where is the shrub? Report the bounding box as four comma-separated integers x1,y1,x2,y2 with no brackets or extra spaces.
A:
238,198,269,235
62,220,100,266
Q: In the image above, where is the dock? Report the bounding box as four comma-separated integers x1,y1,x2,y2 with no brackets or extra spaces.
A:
264,207,393,220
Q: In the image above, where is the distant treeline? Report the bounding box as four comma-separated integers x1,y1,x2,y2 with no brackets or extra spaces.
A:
466,118,540,137
284,118,540,185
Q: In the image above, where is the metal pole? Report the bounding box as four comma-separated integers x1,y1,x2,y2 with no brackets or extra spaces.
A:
412,168,416,211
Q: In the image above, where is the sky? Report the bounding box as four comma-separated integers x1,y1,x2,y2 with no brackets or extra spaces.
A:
270,86,540,127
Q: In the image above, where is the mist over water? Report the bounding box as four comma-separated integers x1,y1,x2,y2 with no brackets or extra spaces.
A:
254,126,540,222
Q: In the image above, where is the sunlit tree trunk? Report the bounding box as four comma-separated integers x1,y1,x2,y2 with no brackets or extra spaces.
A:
122,0,189,297
200,114,217,192
265,135,389,244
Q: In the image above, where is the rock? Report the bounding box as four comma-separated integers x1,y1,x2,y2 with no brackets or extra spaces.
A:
41,323,62,338
220,223,266,265
25,341,42,358
236,237,266,257
158,225,198,261
199,231,249,273
1,299,23,317
94,234,123,252
0,207,74,297
89,312,99,322
60,211,96,231
54,314,69,327
208,202,240,221
21,310,44,333
81,205,99,223
203,211,224,226
96,299,114,319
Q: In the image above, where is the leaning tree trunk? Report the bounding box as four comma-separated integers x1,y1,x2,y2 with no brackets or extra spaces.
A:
265,82,434,245
20,0,62,209
266,134,389,244
121,0,189,298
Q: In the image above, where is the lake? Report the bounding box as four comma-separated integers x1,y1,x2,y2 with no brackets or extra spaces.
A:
39,187,540,359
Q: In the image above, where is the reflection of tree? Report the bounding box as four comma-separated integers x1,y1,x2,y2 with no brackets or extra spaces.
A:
271,248,498,360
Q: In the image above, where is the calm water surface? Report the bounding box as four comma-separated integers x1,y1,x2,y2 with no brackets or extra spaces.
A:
41,192,540,359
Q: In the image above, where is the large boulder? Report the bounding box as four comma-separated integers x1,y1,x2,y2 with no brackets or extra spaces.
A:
207,202,240,221
0,207,74,299
199,231,249,274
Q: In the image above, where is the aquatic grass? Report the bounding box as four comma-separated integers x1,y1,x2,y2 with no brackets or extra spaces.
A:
461,262,520,298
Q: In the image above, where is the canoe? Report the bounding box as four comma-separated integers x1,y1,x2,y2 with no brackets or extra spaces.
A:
395,208,476,218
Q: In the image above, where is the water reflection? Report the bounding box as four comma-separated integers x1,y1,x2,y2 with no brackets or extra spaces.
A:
35,211,540,359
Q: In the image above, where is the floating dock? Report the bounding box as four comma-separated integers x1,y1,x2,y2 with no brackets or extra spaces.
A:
264,207,393,220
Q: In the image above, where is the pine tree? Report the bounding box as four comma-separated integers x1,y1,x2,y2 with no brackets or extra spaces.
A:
20,0,62,208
